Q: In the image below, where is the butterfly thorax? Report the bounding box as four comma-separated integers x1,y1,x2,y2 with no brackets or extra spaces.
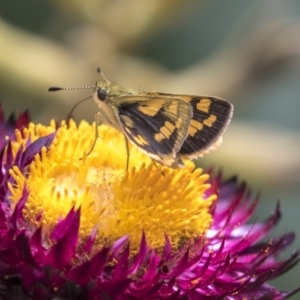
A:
96,81,136,98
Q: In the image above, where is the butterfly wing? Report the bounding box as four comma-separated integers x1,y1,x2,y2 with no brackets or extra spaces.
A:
136,93,233,159
111,95,192,167
179,96,233,159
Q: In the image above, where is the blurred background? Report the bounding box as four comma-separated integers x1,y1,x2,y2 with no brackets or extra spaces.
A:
1,0,300,294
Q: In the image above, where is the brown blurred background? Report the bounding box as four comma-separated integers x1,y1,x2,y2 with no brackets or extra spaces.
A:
1,0,300,294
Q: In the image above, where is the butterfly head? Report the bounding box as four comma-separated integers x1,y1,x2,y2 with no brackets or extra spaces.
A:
94,81,111,103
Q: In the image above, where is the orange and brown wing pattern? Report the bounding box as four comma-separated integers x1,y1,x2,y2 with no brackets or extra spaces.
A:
113,96,192,167
179,96,233,159
49,76,233,169
137,92,233,160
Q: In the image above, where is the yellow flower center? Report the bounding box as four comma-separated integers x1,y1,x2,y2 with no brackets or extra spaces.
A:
8,120,216,253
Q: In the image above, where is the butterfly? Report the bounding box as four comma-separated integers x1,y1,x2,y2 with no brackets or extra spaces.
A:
49,69,233,169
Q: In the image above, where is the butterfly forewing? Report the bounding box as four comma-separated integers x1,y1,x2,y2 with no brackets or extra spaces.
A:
112,96,192,166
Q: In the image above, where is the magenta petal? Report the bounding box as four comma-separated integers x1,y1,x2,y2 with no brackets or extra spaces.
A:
111,243,130,280
0,142,15,200
110,235,129,257
15,233,38,267
0,106,30,148
68,246,109,283
163,233,172,261
15,110,30,132
30,227,46,263
142,251,161,282
273,249,300,277
129,232,148,274
45,208,80,269
22,132,56,167
82,227,98,254
9,187,29,230
49,207,79,241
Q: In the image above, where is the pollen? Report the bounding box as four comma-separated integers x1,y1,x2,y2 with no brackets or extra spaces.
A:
7,120,216,253
110,162,216,252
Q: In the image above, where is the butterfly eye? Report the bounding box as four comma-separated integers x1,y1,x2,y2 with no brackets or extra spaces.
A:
97,89,108,101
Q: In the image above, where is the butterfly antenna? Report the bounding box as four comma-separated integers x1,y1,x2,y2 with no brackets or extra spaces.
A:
48,85,96,92
48,85,96,121
96,67,109,83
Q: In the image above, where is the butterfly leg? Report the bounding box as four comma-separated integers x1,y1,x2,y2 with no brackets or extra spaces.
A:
82,112,101,158
124,136,130,172
151,159,166,177
170,154,185,168
67,96,92,122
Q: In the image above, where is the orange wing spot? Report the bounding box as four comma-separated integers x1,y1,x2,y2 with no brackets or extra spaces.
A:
196,98,211,113
138,104,162,116
154,121,175,142
124,127,132,135
122,115,134,128
188,119,203,137
134,135,148,146
164,121,175,133
154,133,165,142
175,117,183,129
168,101,179,115
203,115,216,127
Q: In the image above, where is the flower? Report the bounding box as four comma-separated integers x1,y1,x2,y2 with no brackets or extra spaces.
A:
0,109,299,300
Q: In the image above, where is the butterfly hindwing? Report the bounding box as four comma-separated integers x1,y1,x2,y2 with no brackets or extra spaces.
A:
179,96,233,158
